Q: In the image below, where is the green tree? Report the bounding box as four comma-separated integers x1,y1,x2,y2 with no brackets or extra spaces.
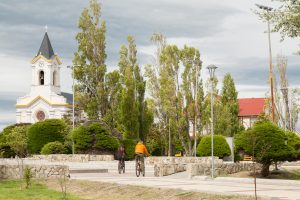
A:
118,36,139,139
235,120,294,177
103,70,122,130
6,126,29,157
257,0,300,53
73,0,107,119
181,45,202,155
145,33,169,154
215,73,239,136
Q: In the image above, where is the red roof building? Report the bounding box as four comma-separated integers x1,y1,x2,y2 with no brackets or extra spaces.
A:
238,98,266,129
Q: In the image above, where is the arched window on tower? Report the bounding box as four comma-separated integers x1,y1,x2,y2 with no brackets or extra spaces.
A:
39,71,44,85
53,71,57,86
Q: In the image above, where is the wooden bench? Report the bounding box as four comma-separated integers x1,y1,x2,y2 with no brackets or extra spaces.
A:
243,156,253,161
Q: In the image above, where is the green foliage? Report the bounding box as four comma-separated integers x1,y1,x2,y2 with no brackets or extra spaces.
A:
0,144,15,158
24,167,32,189
72,126,93,151
27,119,68,154
73,0,107,119
0,123,31,158
6,125,29,157
72,123,119,153
197,135,231,158
92,123,119,151
146,138,163,156
234,121,294,177
40,141,65,155
215,73,239,137
123,139,137,160
286,131,300,159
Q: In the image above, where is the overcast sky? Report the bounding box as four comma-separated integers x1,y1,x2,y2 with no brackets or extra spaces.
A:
0,0,300,131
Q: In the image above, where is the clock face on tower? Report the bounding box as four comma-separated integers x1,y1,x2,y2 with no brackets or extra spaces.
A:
39,61,44,67
36,110,45,121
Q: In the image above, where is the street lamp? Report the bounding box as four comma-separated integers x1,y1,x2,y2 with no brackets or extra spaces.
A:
207,64,217,179
67,65,75,155
256,4,275,122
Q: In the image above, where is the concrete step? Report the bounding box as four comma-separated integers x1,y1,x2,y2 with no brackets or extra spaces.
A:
70,169,108,173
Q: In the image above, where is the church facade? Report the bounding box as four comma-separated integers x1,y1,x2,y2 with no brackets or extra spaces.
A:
16,32,72,123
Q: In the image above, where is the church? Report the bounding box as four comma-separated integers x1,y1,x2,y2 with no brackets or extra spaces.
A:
16,31,72,123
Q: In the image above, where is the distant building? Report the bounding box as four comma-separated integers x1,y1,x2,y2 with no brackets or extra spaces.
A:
16,31,72,123
238,98,266,129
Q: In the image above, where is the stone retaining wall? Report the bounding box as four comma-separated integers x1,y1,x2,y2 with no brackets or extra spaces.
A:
0,164,69,179
152,156,262,177
148,156,220,165
186,162,262,177
31,154,114,162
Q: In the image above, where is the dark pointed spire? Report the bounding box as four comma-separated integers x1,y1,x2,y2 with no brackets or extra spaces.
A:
37,32,55,59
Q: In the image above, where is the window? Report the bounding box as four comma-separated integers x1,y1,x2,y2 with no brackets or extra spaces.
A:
53,71,57,86
39,71,44,85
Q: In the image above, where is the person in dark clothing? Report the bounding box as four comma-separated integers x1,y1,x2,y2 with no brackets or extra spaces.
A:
117,144,125,173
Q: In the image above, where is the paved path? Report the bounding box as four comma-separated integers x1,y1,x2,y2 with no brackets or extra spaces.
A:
69,161,300,200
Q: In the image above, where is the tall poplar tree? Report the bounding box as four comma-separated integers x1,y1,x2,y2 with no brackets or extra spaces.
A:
118,36,139,139
73,0,107,119
216,73,239,136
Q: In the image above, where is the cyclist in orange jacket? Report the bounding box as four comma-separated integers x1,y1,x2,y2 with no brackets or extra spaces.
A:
135,140,150,171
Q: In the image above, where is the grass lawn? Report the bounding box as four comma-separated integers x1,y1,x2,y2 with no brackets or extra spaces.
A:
0,180,84,200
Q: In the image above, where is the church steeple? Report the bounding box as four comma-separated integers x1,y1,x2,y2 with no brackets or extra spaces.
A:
37,32,55,59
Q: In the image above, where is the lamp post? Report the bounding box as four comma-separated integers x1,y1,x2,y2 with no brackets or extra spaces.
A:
67,65,75,155
207,64,217,179
256,4,275,122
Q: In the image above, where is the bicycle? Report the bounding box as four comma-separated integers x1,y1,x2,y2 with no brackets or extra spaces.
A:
118,158,125,174
135,154,145,177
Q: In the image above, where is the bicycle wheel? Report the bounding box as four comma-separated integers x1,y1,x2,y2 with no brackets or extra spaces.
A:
118,161,122,174
142,164,145,177
122,161,125,173
136,161,140,177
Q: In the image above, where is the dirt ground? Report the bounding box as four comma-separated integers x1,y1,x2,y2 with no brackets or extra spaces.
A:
45,179,259,200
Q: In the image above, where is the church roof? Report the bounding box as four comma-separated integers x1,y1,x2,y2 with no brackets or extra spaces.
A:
37,32,55,59
61,92,73,105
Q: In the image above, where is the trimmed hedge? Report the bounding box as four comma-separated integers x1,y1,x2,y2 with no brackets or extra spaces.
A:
72,123,120,153
72,126,93,151
41,141,65,155
92,123,119,151
197,135,231,158
27,119,68,154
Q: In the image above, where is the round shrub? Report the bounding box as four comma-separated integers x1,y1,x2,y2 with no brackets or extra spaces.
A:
123,139,137,160
72,126,93,151
27,119,68,154
197,135,231,158
92,123,119,151
41,141,65,155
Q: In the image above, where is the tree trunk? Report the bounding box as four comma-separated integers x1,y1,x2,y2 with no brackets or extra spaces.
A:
261,163,270,177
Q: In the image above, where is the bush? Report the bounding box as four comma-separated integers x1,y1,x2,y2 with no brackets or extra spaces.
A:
0,144,15,158
27,119,69,154
123,139,137,160
92,123,119,151
197,135,231,158
0,123,31,158
40,141,65,155
72,126,93,151
146,138,163,156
